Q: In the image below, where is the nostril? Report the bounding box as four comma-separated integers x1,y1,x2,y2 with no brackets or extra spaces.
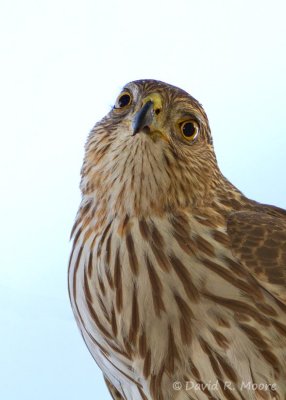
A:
155,108,161,115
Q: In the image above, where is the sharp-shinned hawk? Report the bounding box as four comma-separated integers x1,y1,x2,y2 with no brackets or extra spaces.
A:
68,80,286,400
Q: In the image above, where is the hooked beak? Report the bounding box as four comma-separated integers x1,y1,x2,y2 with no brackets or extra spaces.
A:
132,100,154,136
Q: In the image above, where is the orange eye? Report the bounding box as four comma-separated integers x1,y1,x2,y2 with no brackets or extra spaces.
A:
180,120,199,141
115,92,132,109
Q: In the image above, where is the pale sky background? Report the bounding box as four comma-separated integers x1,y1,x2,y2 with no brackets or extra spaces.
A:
0,1,285,399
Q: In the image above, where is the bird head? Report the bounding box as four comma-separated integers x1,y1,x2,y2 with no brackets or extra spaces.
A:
81,80,221,216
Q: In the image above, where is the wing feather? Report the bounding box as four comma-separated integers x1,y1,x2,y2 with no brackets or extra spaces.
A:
227,208,286,304
104,377,125,400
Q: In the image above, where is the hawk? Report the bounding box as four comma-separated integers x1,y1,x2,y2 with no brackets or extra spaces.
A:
68,80,286,400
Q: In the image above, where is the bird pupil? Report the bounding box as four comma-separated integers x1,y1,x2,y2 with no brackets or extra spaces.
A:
118,94,131,107
183,122,195,137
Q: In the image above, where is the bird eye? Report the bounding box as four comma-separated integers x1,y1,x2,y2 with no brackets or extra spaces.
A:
115,92,132,109
180,120,199,141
